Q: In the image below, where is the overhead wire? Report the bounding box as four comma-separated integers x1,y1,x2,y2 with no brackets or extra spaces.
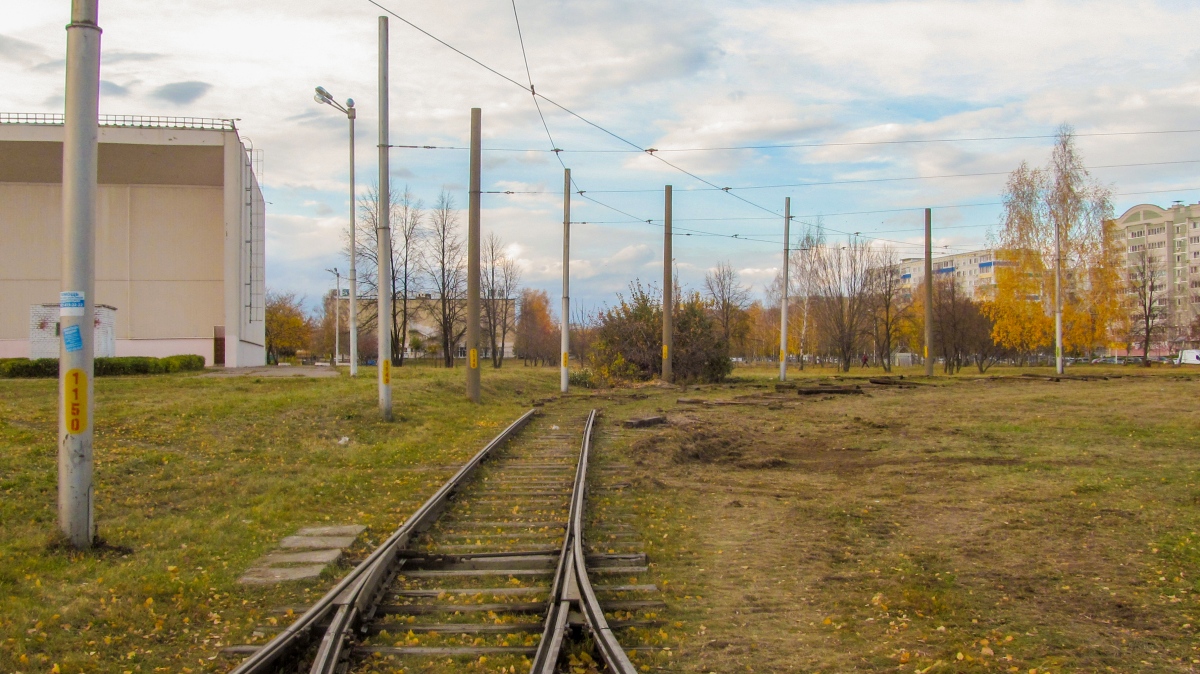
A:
390,128,1200,154
368,0,788,226
366,0,1199,256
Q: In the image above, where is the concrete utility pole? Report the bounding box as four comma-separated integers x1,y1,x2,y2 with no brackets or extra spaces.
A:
466,108,482,403
1054,209,1064,374
59,0,101,549
924,208,934,377
348,102,358,377
780,197,790,381
377,16,393,420
662,185,673,383
560,168,571,394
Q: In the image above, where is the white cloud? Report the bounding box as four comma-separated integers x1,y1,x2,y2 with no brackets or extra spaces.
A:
7,0,1200,307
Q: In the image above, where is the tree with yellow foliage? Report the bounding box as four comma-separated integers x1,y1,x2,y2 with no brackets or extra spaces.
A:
989,126,1114,360
265,290,313,363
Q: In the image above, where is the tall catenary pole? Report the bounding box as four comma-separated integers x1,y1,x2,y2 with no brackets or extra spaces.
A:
377,16,393,419
59,0,101,549
560,168,571,393
780,197,790,381
334,271,341,362
465,108,482,403
348,103,358,376
924,208,934,377
662,185,673,383
1054,211,1064,374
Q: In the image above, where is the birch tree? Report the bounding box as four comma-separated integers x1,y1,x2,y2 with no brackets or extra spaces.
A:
481,232,521,367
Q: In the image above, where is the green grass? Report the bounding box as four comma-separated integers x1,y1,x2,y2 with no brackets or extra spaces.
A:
0,364,557,674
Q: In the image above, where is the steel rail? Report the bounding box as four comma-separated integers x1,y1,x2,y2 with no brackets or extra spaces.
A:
228,409,537,674
531,410,637,674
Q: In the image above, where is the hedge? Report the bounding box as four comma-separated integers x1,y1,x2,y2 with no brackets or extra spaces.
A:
0,355,206,378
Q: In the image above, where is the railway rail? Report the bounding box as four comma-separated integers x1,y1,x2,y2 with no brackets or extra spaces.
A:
227,408,657,673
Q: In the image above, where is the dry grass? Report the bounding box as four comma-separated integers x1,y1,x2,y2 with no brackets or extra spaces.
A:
589,367,1200,673
6,361,1200,674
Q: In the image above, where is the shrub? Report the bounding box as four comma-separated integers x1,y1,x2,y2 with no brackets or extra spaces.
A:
589,281,731,384
567,368,599,389
160,354,206,372
0,358,59,378
0,355,206,378
94,357,164,376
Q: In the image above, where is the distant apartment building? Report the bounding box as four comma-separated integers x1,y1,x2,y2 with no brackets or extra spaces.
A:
897,248,999,300
1114,202,1200,348
0,113,265,366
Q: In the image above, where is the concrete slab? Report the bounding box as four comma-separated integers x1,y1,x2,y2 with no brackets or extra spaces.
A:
296,525,366,537
279,535,357,549
261,549,343,565
237,564,327,585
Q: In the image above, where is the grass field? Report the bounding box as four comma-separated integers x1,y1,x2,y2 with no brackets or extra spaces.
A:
0,364,557,674
3,362,1199,673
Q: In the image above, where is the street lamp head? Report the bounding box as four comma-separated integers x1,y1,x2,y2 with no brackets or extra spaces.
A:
314,94,328,105
315,86,332,100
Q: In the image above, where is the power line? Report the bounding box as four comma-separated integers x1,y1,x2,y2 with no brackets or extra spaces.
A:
366,0,1196,257
574,159,1200,194
639,128,1200,153
368,0,786,225
394,131,1200,154
508,0,568,174
470,158,1200,195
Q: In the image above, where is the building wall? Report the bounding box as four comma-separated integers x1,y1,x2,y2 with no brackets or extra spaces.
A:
0,120,265,366
1116,202,1200,347
897,248,997,300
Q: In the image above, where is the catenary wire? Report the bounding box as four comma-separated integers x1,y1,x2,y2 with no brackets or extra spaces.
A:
365,0,1196,256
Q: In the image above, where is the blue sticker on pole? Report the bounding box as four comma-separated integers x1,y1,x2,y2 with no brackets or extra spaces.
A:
63,324,83,353
60,291,86,317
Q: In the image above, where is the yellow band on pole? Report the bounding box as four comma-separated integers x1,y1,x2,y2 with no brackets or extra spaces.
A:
64,369,88,435
469,348,478,369
562,352,569,368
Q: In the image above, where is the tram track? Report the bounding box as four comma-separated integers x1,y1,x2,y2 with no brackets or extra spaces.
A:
226,407,659,674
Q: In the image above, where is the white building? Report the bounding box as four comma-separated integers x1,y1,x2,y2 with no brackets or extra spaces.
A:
0,113,265,366
897,248,1000,300
1114,202,1200,347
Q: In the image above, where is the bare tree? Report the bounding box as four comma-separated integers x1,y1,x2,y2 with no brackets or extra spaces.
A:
421,190,467,368
481,232,521,368
570,304,600,365
932,276,972,373
810,236,877,372
704,261,750,345
789,219,825,369
352,184,423,365
964,301,1006,373
1129,250,1167,366
869,245,905,372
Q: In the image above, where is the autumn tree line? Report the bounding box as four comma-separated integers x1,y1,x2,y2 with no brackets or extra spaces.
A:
268,127,1191,375
266,186,522,367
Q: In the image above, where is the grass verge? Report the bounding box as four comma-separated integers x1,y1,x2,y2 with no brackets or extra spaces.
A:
0,364,556,674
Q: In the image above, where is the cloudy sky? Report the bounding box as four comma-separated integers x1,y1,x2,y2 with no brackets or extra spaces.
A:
6,0,1200,310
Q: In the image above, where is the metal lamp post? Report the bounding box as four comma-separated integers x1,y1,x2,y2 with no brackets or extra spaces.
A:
326,267,341,365
314,87,358,376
